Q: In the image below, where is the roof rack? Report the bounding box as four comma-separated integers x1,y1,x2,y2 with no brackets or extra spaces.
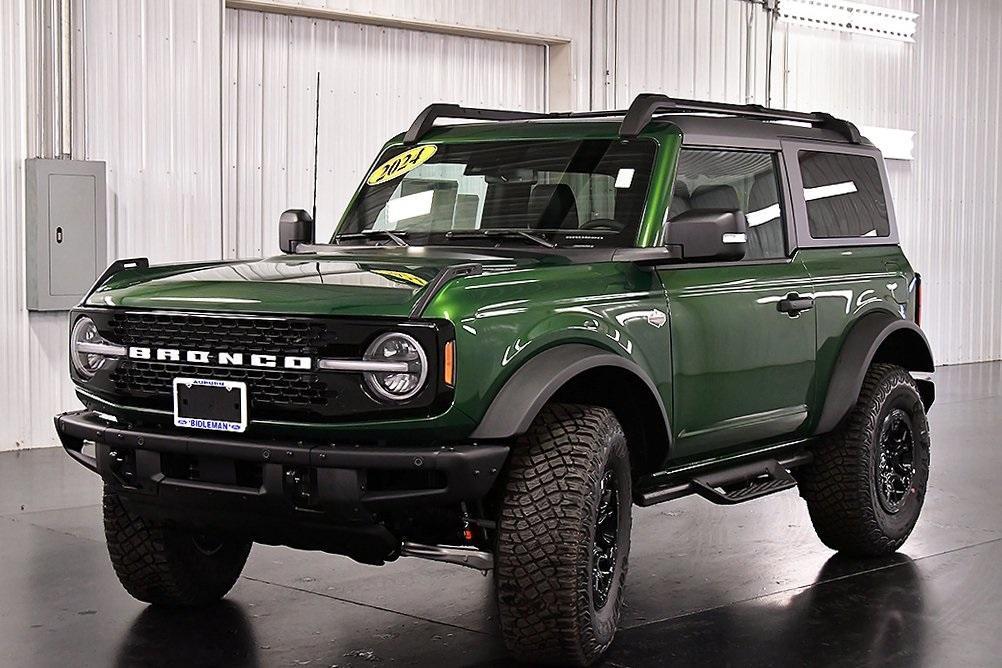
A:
619,93,862,143
402,104,623,144
404,104,551,144
402,94,862,145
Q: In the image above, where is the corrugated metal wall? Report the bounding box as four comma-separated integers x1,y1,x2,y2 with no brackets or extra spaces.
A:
0,1,80,451
910,0,1002,365
612,0,771,106
79,0,224,263
771,0,1002,365
236,0,594,108
3,0,1000,449
0,0,226,452
0,0,32,450
223,8,546,256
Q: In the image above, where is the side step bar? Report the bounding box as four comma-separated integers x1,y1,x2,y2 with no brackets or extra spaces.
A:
400,541,494,571
637,450,812,507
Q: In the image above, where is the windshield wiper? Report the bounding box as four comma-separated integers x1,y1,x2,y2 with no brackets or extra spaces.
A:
335,230,409,246
445,229,555,248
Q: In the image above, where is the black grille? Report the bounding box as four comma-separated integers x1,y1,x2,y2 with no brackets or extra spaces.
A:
108,312,329,356
111,361,329,409
82,309,452,424
105,313,335,415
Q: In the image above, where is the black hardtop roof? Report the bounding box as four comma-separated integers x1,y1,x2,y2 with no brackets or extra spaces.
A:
403,93,872,149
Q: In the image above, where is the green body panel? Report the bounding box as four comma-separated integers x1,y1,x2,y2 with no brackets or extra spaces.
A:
423,260,672,429
88,253,443,317
658,258,817,461
798,245,914,432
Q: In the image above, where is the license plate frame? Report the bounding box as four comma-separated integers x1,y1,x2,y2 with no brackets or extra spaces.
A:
172,377,248,433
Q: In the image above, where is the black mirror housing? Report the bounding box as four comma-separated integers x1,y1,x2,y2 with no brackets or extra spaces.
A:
666,209,747,261
279,209,315,253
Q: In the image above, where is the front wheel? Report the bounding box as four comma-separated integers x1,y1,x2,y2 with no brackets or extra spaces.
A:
103,486,252,606
495,404,632,667
798,363,931,556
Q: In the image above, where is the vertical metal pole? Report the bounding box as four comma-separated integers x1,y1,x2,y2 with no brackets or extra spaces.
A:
27,0,72,158
764,0,777,108
57,0,71,157
311,71,320,225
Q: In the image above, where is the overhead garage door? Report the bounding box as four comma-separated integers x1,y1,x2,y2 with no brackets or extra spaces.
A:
223,9,546,258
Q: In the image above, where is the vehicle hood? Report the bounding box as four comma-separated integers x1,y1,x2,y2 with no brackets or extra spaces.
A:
85,248,544,318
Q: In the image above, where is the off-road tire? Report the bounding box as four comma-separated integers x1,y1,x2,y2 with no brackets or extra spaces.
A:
495,403,632,667
798,363,930,556
103,486,252,606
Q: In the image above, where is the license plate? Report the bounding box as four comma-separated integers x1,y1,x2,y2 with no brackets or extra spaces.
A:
173,378,247,433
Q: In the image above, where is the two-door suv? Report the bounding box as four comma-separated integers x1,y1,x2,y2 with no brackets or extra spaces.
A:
57,94,934,666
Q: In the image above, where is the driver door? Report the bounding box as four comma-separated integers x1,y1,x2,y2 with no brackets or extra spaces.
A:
660,148,817,460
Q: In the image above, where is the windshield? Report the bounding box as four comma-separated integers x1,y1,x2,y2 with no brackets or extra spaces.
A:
335,139,657,248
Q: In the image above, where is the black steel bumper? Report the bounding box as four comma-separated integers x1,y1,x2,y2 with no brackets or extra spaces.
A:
55,410,508,563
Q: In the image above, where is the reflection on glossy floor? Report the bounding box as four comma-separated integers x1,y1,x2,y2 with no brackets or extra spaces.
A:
2,361,1001,667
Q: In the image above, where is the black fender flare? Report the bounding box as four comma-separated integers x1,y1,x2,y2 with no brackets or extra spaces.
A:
469,343,671,442
815,311,934,435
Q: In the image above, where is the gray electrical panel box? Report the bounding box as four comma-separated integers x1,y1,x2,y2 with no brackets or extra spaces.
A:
25,159,108,311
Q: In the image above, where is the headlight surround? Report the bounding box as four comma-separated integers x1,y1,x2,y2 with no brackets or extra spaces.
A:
70,316,122,378
362,332,428,401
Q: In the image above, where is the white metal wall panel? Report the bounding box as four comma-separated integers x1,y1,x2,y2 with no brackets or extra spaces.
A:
224,8,546,256
0,0,31,450
613,0,771,107
909,0,1002,365
0,1,73,454
79,0,224,264
0,0,225,451
772,0,1002,365
0,1,81,452
238,0,593,108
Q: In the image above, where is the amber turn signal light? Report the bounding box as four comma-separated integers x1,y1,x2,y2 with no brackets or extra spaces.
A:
443,340,455,387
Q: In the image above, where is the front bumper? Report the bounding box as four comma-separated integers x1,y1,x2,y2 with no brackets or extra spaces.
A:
55,410,508,563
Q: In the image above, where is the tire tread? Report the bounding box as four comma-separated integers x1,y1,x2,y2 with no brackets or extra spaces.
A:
495,403,630,667
799,363,929,556
103,486,250,607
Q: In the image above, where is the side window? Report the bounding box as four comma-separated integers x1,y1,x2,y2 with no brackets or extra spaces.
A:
797,151,890,239
671,149,787,260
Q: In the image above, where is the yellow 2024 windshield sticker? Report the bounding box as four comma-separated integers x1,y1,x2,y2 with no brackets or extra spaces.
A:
366,145,438,186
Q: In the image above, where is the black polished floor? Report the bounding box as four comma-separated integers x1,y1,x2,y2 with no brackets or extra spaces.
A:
2,362,1001,667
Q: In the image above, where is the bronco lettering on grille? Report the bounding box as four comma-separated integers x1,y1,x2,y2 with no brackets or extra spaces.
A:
127,347,312,370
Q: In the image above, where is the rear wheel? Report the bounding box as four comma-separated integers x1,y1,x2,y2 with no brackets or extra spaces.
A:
798,363,931,556
495,404,632,667
103,486,252,606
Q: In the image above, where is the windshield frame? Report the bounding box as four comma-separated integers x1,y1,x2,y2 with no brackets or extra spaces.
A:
331,135,662,250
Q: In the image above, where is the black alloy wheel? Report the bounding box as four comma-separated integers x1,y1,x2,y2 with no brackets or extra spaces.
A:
875,408,916,513
592,468,620,609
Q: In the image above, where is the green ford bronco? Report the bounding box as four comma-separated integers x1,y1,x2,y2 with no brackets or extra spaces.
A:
57,94,934,666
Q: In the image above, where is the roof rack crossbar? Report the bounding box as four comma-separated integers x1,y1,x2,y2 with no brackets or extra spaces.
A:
404,104,550,144
619,93,862,143
402,95,862,145
403,103,641,144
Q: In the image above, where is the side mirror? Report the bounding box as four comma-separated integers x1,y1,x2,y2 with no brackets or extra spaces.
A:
279,209,315,253
666,209,747,262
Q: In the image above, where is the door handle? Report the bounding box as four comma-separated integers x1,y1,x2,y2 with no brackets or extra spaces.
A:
777,293,814,316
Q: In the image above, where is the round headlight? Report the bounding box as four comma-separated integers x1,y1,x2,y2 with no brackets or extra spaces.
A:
362,332,428,401
71,316,107,378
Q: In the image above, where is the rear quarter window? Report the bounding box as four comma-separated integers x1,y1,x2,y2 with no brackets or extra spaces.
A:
798,151,889,239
